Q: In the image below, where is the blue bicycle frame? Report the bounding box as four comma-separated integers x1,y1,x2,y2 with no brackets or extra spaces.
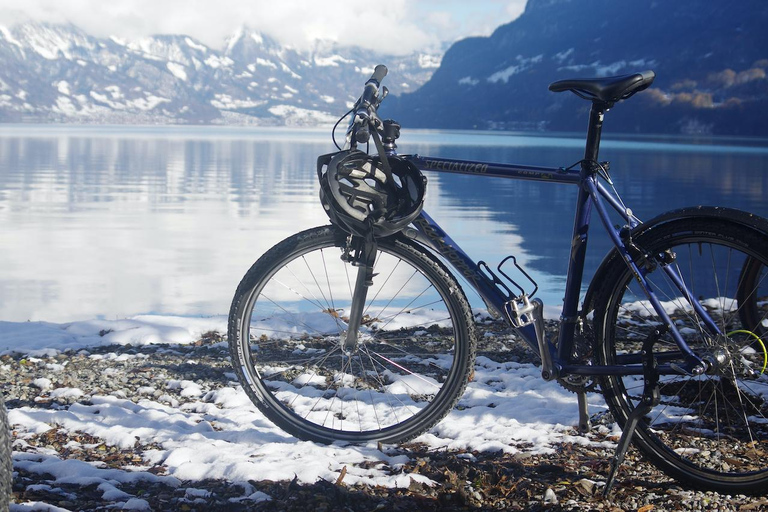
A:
395,105,712,380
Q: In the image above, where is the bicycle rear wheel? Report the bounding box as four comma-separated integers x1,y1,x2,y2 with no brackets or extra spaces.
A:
595,217,768,493
228,225,475,444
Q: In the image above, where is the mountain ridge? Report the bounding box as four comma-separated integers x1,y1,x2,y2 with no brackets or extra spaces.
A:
0,22,441,126
386,0,768,136
3,2,768,137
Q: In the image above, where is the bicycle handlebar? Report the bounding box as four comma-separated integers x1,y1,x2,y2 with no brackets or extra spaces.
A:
353,65,388,144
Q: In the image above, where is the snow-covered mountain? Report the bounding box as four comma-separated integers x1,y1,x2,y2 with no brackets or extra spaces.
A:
0,23,441,126
388,0,768,136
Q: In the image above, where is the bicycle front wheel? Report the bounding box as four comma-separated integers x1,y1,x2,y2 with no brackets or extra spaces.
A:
228,225,476,444
594,217,768,493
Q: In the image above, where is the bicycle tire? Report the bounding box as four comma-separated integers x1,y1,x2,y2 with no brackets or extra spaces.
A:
228,225,476,444
737,255,768,338
594,216,768,493
0,393,12,511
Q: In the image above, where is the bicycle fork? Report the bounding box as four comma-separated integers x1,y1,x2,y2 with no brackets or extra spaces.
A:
342,237,378,352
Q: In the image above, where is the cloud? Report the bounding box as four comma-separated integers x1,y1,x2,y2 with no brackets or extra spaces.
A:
0,0,528,53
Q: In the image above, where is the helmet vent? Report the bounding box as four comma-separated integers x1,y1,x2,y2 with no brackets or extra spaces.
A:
318,149,426,238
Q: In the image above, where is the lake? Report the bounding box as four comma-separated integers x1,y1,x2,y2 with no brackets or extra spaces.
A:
1,125,767,323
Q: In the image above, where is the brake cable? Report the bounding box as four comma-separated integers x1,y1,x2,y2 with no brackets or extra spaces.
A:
332,108,354,150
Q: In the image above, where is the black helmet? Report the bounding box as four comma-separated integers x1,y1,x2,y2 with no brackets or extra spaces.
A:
317,150,426,238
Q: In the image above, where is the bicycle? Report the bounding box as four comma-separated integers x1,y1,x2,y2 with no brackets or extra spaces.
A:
228,65,768,495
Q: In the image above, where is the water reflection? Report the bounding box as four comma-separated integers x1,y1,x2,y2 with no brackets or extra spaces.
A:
0,126,766,322
0,130,330,322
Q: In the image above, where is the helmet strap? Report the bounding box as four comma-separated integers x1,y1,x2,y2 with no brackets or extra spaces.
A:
370,128,395,185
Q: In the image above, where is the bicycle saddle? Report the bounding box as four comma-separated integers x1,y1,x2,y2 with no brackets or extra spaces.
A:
549,70,656,105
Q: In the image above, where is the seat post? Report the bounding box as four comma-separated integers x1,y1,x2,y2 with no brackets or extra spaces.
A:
582,101,609,171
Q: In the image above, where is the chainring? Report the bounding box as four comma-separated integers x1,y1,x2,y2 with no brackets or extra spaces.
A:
556,322,599,393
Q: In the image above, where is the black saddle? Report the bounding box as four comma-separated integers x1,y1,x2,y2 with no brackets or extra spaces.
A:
549,70,656,106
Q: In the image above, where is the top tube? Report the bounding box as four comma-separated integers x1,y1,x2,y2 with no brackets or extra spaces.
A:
403,155,581,184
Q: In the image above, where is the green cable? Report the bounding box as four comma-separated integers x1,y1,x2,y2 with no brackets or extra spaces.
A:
727,329,768,375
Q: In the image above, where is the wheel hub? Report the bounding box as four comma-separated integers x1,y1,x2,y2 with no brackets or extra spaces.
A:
703,333,766,379
702,346,732,375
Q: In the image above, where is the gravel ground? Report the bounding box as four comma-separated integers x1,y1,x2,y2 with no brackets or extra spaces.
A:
1,323,767,511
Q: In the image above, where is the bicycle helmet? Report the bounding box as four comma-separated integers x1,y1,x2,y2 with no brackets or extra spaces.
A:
317,150,426,238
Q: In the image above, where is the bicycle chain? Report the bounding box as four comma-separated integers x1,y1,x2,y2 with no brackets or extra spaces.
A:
549,320,684,403
628,395,679,407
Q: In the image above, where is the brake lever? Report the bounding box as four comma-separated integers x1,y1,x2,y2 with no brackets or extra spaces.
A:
351,66,389,146
376,86,389,107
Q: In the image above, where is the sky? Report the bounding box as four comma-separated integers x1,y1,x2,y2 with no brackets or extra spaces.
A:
0,0,528,54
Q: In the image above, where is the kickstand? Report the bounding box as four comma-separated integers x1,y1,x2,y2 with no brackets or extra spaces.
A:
577,391,591,433
603,326,666,497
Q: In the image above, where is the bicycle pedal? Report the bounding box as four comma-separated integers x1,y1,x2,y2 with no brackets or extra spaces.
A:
504,294,538,328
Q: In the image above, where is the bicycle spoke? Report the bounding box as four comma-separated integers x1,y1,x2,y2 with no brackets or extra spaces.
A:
230,226,472,443
598,218,768,490
259,293,339,337
362,259,403,319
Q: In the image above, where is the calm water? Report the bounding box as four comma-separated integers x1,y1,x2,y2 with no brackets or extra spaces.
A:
1,125,767,322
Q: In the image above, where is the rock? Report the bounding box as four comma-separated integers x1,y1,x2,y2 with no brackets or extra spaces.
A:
543,487,558,504
574,478,596,497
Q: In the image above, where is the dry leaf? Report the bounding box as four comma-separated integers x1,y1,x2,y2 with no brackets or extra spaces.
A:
335,466,347,486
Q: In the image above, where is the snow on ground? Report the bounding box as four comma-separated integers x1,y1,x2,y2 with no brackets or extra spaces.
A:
1,315,611,508
0,316,228,356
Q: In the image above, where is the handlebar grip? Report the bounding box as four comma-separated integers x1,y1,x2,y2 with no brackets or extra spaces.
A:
354,65,388,144
370,65,388,84
360,65,387,108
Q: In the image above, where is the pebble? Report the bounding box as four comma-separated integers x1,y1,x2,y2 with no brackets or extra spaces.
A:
0,333,765,512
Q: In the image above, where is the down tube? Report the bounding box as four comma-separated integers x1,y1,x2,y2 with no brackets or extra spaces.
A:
409,210,542,351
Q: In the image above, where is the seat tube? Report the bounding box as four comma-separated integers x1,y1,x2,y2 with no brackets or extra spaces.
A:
557,102,607,357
